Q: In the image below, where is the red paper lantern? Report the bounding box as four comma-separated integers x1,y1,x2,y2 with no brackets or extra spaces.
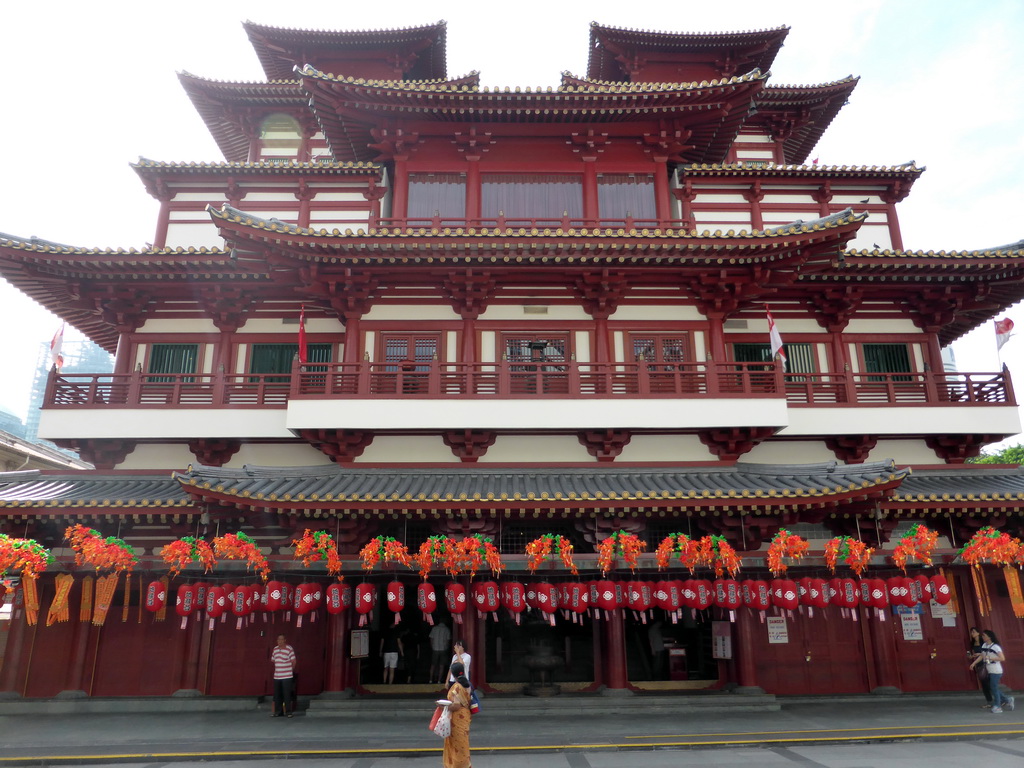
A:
417,582,437,624
529,582,559,624
264,581,286,611
325,582,351,615
231,585,252,617
806,578,829,609
830,578,860,609
911,575,930,604
294,583,319,615
930,574,951,605
145,580,166,613
626,580,652,620
502,581,526,624
693,579,713,611
886,576,913,607
194,582,210,613
473,581,501,618
742,579,771,611
679,579,697,609
594,579,617,617
386,580,405,623
355,583,376,626
614,581,628,609
206,586,227,620
714,579,742,611
445,582,467,623
175,584,198,618
566,583,589,614
772,579,798,611
654,580,679,613
866,578,889,609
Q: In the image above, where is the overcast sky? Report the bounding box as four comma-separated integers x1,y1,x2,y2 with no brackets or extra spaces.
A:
1,0,1022,445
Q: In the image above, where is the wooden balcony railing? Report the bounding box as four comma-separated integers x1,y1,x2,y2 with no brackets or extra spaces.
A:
42,364,1014,410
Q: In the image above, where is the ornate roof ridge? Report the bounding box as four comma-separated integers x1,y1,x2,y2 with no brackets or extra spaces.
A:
561,69,768,90
589,21,791,39
178,71,300,87
243,18,447,39
0,234,230,257
844,241,1024,259
763,75,860,91
213,203,864,240
681,161,925,174
132,158,381,172
301,64,765,93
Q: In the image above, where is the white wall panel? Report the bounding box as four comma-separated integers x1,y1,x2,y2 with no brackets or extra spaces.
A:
39,408,292,440
781,406,1020,437
164,222,226,249
356,435,455,463
114,443,195,470
615,434,708,462
477,435,591,463
233,443,333,467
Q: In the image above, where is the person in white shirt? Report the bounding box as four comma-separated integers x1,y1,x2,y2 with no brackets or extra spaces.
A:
447,640,471,685
970,629,1015,713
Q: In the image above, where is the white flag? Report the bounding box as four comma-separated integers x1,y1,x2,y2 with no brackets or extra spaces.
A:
995,317,1014,351
50,323,65,371
766,306,787,370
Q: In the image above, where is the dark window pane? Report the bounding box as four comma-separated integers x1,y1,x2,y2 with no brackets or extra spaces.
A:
148,344,198,382
733,342,815,374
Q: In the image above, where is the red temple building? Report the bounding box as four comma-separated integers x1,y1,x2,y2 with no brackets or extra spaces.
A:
1,20,1023,701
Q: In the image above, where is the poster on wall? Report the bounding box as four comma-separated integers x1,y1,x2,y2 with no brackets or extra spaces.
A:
351,629,369,658
899,612,924,641
766,616,789,644
712,621,733,659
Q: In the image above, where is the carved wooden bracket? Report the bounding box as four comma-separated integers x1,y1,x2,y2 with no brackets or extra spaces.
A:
697,427,775,461
577,430,632,462
924,434,999,464
297,429,374,463
197,286,255,332
825,434,878,464
684,276,762,319
442,271,497,320
54,439,137,470
453,126,495,160
574,271,628,320
442,430,497,462
569,130,610,160
805,287,864,332
368,127,421,161
903,288,963,333
186,439,242,467
69,286,152,333
299,268,379,319
641,128,693,162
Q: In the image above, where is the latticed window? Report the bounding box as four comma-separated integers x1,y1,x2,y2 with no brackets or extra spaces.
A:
250,343,331,381
597,173,656,220
862,343,912,381
503,335,568,365
381,335,439,371
631,335,689,365
481,174,583,219
407,173,466,219
732,342,816,374
148,344,198,382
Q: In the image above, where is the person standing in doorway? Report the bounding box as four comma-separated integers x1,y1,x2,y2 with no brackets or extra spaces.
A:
270,634,296,718
379,625,404,684
447,640,472,685
429,619,452,684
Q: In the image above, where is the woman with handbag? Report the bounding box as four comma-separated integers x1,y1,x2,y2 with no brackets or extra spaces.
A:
443,660,472,768
968,626,993,708
970,629,1015,713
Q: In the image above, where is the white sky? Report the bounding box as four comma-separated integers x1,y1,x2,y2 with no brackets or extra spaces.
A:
1,0,1023,446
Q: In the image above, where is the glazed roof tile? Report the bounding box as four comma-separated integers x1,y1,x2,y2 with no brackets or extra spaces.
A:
680,162,924,178
0,471,191,511
131,158,384,188
748,78,859,164
894,467,1024,504
172,461,907,509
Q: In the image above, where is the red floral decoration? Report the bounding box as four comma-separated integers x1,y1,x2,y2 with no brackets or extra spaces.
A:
959,526,1021,568
766,529,809,576
358,536,412,573
823,536,874,576
596,531,646,577
0,533,53,580
892,523,939,572
525,534,578,575
293,530,343,579
212,532,270,581
415,536,460,579
459,535,505,578
697,535,742,578
160,536,216,577
65,524,137,574
655,533,698,571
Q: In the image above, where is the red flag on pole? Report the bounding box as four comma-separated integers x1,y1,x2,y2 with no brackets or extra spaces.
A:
995,317,1014,351
766,306,787,370
298,305,308,364
50,323,65,371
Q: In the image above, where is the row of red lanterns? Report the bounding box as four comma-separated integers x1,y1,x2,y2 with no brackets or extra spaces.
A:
151,573,951,629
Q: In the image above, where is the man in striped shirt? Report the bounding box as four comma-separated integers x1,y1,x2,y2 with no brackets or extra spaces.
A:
270,635,296,717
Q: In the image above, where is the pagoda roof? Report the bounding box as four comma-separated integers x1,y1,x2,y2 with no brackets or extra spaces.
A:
0,470,192,514
680,161,924,180
131,158,384,196
749,78,860,164
299,66,768,163
243,19,448,81
587,22,790,82
172,460,907,514
178,73,309,162
893,465,1024,506
209,203,865,266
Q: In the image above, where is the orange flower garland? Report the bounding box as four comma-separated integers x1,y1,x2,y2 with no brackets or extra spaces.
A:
65,525,137,573
458,535,505,578
293,530,343,579
160,537,216,577
959,526,1021,567
697,535,742,578
823,536,874,576
766,529,809,576
525,534,578,575
212,532,270,581
892,523,939,572
358,536,412,573
415,536,460,579
0,533,53,580
655,533,698,571
596,531,646,576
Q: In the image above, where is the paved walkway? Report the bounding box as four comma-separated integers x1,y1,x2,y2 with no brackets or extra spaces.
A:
0,692,1021,765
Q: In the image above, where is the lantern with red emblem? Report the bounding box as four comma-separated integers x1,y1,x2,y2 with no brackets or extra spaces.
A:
804,578,829,613
886,576,914,608
862,578,889,615
175,583,198,629
830,578,860,618
231,584,250,616
626,581,653,622
205,586,227,627
654,580,683,623
930,573,951,605
911,574,930,605
145,580,166,613
325,582,351,615
386,580,405,625
564,582,589,623
264,581,286,612
502,581,526,624
713,579,742,616
693,579,713,611
679,579,697,609
742,579,771,612
594,579,617,619
528,582,559,625
355,583,376,626
473,581,501,621
772,579,799,612
417,582,437,624
445,582,467,624
193,582,210,616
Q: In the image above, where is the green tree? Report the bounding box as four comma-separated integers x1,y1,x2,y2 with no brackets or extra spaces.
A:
968,444,1024,465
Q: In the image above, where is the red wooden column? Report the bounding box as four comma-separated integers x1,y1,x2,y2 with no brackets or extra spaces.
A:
865,609,901,692
883,195,904,251
0,588,29,694
733,610,764,693
602,609,631,692
342,314,362,365
589,613,605,690
323,608,354,694
64,586,95,694
177,610,204,694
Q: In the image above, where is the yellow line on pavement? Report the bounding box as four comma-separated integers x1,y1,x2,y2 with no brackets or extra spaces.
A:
625,722,1023,738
